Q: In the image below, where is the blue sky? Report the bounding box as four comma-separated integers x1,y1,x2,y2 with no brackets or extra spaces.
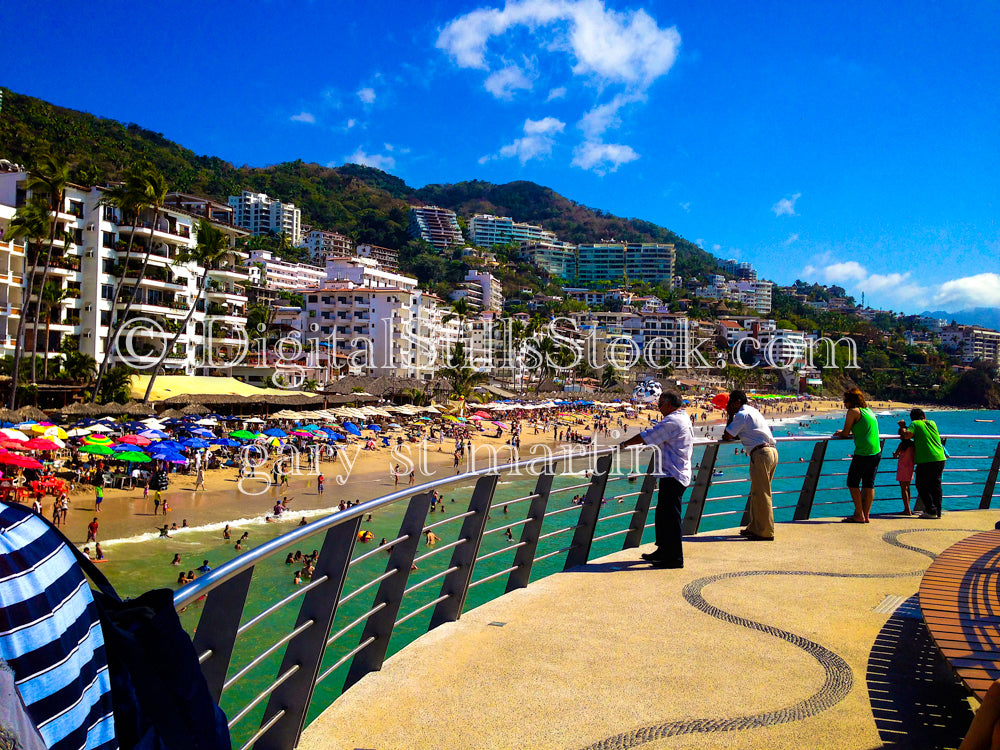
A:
3,0,998,314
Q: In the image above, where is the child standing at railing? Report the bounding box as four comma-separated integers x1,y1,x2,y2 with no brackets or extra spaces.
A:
893,432,916,516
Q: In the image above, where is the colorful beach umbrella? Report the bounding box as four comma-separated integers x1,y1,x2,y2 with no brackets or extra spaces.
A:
119,434,151,446
138,429,169,439
0,429,29,442
0,454,43,469
32,424,68,439
79,444,114,456
263,428,288,438
83,435,114,446
366,424,382,432
23,438,60,451
229,430,256,440
114,451,151,463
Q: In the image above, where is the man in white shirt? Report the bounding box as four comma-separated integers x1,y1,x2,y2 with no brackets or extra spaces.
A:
619,390,693,568
721,390,778,541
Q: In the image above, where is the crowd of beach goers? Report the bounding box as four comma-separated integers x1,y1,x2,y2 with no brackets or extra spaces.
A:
0,393,891,551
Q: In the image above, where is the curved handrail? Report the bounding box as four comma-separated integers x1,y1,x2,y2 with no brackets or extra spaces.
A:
172,431,1000,750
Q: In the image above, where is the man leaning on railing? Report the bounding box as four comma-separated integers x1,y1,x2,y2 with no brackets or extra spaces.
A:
618,390,693,569
720,390,778,541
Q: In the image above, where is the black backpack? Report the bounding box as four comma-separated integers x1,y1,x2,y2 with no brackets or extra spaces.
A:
44,515,231,750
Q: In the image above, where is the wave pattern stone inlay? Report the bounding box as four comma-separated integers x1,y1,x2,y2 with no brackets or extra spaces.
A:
578,529,974,750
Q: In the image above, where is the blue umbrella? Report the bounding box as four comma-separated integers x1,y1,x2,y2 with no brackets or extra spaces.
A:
211,438,240,447
342,423,362,437
327,432,343,441
150,450,185,462
112,444,138,452
181,438,210,449
139,429,169,439
186,428,214,438
0,421,14,428
263,428,288,438
366,424,382,432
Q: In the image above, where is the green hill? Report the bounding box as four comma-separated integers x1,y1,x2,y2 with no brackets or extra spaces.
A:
0,87,720,279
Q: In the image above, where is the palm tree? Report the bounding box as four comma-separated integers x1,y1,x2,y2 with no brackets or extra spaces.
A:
91,163,169,401
25,154,70,384
40,281,69,380
142,219,234,403
507,317,527,392
601,364,620,389
4,197,51,408
438,342,488,400
61,350,97,384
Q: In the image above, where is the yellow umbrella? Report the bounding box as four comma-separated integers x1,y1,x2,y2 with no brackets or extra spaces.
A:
35,425,69,439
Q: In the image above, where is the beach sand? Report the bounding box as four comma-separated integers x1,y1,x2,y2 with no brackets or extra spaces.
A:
50,397,898,546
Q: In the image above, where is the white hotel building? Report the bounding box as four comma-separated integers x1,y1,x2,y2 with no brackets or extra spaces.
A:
229,190,302,245
245,250,326,291
294,257,459,378
0,171,251,376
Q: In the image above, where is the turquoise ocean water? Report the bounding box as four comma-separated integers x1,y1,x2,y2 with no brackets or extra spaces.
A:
96,408,1000,744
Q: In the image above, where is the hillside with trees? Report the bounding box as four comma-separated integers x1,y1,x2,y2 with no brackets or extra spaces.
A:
0,87,721,280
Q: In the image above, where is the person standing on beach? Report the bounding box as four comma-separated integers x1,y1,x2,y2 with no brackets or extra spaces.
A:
195,467,206,492
832,388,882,523
618,390,693,568
721,390,778,541
94,485,103,512
86,517,99,543
900,409,947,519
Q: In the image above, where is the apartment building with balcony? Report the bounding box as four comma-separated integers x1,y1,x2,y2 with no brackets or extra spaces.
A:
468,214,557,248
296,275,458,378
407,206,464,250
0,172,250,377
245,250,326,291
450,269,504,312
304,230,353,261
355,243,399,272
519,238,577,279
228,190,302,245
0,203,26,358
942,324,1000,364
575,243,676,287
325,255,417,292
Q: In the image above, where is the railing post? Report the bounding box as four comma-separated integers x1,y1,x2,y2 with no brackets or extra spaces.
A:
623,456,658,549
429,475,499,629
255,517,361,750
980,440,1000,510
505,465,556,592
344,491,433,692
564,453,613,570
793,440,828,521
192,567,254,703
683,443,719,535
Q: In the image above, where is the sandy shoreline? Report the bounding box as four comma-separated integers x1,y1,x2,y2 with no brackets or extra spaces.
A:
48,398,900,546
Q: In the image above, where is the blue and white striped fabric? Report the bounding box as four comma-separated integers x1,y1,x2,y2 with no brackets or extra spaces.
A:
0,501,117,750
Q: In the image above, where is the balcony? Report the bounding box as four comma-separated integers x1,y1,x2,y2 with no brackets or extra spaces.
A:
118,220,192,242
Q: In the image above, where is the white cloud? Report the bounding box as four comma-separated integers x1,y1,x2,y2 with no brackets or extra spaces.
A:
484,64,534,99
344,148,396,171
772,193,801,217
357,87,376,104
437,0,680,86
712,244,722,252
695,238,704,248
438,0,679,170
346,118,357,129
801,260,926,307
290,111,315,124
679,202,690,213
783,233,799,245
482,116,565,164
933,273,1000,309
571,141,639,174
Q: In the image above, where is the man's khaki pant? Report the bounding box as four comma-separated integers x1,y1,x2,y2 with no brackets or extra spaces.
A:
747,446,778,538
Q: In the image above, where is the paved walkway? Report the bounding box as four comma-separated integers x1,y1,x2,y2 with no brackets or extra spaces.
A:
301,512,998,750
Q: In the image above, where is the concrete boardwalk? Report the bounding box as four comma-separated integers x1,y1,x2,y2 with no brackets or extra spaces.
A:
301,512,997,750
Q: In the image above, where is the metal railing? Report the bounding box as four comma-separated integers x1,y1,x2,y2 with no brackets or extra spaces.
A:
174,433,1000,750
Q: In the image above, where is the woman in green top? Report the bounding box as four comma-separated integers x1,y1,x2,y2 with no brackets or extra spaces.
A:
900,408,946,519
833,388,882,523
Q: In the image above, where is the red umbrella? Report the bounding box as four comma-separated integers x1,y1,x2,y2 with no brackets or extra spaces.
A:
23,438,60,451
711,393,729,410
119,434,151,446
0,454,43,469
0,439,27,451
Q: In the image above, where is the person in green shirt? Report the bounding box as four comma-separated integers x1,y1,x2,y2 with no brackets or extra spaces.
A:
900,408,946,519
833,388,882,523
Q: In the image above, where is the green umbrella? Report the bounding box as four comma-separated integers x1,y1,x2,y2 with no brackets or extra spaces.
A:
79,444,114,456
229,430,256,440
114,451,151,463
